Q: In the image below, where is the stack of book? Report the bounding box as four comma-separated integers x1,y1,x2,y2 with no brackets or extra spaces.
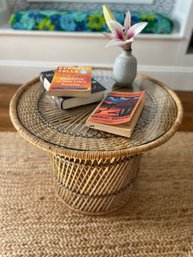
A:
40,66,106,110
40,66,145,138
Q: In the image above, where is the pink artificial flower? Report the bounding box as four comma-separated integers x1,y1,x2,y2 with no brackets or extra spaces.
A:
103,11,148,50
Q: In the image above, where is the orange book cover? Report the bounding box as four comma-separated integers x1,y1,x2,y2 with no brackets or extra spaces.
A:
88,91,145,125
48,66,92,97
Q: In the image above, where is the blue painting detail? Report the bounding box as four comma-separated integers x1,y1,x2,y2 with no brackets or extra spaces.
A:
9,9,173,34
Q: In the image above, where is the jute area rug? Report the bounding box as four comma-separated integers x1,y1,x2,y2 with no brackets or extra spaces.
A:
0,132,193,257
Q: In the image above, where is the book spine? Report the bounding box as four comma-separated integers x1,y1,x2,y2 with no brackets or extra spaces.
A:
53,97,63,110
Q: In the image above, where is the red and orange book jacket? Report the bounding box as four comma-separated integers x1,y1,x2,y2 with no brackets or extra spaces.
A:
47,66,92,97
86,91,145,138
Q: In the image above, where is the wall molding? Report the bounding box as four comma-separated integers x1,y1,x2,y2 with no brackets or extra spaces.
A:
0,59,193,91
28,0,154,3
0,29,184,40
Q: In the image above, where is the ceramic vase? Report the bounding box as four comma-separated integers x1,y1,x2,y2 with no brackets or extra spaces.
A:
112,49,137,87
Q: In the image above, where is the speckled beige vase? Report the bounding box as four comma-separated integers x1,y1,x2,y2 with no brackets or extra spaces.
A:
113,49,137,87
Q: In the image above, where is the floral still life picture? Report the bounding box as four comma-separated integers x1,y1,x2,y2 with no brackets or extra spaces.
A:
102,5,148,87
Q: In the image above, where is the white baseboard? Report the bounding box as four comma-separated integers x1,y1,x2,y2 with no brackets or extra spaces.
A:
0,59,193,91
139,65,193,91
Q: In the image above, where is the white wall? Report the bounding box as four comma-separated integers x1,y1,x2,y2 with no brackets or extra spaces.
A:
0,0,193,91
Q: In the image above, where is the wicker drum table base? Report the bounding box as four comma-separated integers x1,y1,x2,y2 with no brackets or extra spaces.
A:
53,154,141,214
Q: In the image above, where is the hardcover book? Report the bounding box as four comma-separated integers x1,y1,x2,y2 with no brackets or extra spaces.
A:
40,70,106,110
40,70,55,91
86,91,145,138
43,66,92,97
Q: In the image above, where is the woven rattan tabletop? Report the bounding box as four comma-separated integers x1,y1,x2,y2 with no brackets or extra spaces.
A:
10,70,183,160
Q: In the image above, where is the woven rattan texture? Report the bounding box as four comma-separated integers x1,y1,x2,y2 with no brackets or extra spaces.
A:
13,71,180,156
1,132,193,256
53,154,141,214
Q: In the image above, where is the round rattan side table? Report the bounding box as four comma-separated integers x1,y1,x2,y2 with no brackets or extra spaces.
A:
10,70,183,215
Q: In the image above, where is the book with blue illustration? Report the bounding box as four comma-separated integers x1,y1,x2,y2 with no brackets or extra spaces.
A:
86,91,145,138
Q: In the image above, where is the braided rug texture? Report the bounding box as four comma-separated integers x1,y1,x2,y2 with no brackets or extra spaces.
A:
1,132,193,257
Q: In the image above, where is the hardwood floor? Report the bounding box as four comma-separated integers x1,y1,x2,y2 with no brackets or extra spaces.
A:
0,84,20,131
0,84,193,132
176,91,193,131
